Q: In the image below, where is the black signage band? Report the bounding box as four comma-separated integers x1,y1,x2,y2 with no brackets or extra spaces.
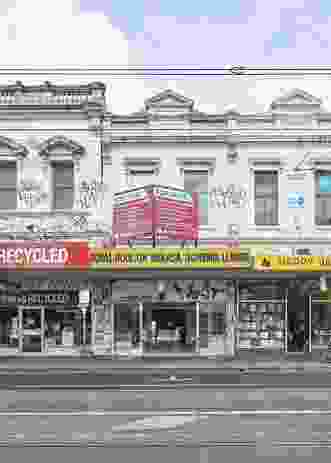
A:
0,291,79,307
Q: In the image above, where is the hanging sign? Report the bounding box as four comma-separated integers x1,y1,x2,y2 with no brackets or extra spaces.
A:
0,291,79,306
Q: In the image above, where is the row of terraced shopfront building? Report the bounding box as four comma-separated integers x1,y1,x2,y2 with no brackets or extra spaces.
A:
1,241,331,359
1,80,331,359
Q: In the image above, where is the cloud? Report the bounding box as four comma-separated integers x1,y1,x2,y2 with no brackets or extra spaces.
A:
0,0,147,113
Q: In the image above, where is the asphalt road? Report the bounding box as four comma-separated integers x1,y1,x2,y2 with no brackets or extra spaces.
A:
1,370,331,388
3,446,331,463
1,386,331,461
1,387,331,411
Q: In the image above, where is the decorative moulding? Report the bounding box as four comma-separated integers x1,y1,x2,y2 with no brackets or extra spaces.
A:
248,157,285,170
308,155,331,167
176,157,216,175
38,135,85,158
124,157,161,176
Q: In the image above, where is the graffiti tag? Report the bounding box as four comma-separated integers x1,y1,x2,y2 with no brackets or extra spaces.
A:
209,184,248,209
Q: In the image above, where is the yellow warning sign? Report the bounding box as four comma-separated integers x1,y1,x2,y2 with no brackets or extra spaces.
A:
255,255,331,271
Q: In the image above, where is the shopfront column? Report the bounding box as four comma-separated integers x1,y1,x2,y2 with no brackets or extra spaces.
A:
225,282,236,357
91,280,113,355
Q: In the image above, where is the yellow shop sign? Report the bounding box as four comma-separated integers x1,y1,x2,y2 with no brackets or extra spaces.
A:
255,255,331,271
91,248,251,269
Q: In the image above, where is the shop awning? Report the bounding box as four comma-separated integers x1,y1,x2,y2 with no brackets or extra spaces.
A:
3,269,328,282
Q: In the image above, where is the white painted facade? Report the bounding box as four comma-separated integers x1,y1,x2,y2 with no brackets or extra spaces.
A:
1,83,331,248
106,87,331,248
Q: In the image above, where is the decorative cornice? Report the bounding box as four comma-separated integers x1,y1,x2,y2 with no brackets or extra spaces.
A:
248,157,285,168
176,157,216,174
108,130,331,144
0,136,28,157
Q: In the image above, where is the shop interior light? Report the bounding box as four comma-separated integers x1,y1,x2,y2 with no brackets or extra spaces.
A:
320,275,328,293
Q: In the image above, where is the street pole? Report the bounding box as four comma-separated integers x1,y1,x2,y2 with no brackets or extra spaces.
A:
100,114,104,187
79,288,90,356
81,306,87,348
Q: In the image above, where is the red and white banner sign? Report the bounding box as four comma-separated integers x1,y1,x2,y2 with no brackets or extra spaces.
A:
0,241,90,270
112,185,198,245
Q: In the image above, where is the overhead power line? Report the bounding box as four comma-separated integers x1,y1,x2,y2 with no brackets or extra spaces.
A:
0,66,331,76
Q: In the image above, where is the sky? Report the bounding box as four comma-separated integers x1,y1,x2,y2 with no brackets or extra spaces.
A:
1,0,331,113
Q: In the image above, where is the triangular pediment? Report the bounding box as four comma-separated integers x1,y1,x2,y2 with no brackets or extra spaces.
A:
145,89,194,110
271,88,323,111
39,136,85,157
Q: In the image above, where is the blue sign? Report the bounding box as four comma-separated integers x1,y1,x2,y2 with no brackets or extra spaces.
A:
288,192,304,208
319,176,331,193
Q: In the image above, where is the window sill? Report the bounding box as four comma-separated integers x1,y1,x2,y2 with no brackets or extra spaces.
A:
248,225,281,231
198,226,217,232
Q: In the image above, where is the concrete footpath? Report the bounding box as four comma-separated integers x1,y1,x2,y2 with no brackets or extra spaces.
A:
0,355,330,372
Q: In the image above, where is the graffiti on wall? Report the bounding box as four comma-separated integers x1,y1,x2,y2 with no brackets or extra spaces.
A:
18,179,47,209
78,180,107,209
209,184,248,209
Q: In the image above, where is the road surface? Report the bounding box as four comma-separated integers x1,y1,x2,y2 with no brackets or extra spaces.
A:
1,373,331,461
1,369,331,388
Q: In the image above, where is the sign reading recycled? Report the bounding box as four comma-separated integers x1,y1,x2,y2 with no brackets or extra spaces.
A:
91,248,251,269
255,255,331,271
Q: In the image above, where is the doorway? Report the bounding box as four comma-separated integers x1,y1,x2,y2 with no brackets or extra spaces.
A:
143,302,197,354
286,285,309,354
21,308,44,353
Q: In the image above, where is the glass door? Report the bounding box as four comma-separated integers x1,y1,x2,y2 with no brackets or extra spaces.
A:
310,298,331,353
286,288,309,353
114,302,140,355
199,301,229,356
21,308,44,353
142,302,196,354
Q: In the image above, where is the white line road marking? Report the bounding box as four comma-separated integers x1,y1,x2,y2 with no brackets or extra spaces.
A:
1,409,331,416
111,414,204,432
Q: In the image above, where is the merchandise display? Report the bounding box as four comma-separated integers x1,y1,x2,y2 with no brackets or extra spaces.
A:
238,302,285,350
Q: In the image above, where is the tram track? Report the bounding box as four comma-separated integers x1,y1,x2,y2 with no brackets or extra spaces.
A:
1,441,331,448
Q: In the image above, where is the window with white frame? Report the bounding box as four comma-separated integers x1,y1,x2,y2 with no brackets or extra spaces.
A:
127,168,157,188
52,161,74,210
0,162,17,210
315,170,331,225
184,170,209,226
254,170,278,226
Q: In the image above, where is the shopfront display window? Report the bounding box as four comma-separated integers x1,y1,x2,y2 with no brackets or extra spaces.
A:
22,309,42,352
143,302,197,354
238,281,286,351
311,300,331,350
199,301,231,356
45,308,92,349
0,309,19,348
114,302,140,355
